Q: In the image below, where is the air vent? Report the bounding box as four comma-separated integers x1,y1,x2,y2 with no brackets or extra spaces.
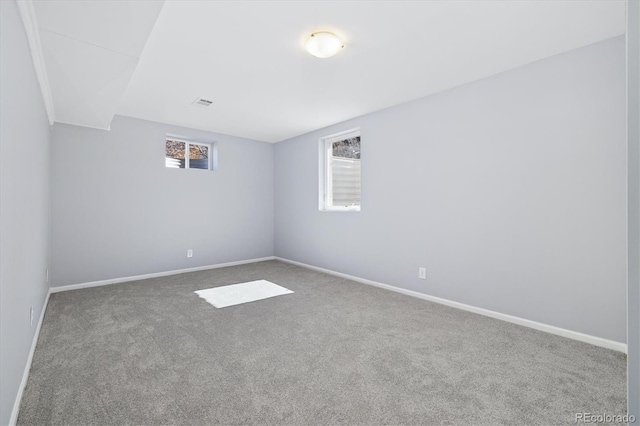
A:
191,98,213,107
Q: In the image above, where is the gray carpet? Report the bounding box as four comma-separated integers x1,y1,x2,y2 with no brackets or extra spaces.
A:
18,260,626,425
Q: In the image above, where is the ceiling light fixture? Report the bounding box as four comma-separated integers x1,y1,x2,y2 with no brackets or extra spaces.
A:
305,32,344,58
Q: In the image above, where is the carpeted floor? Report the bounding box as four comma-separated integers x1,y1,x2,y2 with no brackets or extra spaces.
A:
18,260,626,425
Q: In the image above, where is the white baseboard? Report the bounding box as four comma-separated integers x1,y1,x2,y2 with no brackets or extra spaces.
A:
274,257,627,353
9,290,51,426
50,257,276,293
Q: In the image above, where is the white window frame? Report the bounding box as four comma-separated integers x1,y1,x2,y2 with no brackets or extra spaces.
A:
165,135,218,171
319,128,361,212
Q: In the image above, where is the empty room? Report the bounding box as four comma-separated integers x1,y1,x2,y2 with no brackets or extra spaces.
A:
1,0,639,425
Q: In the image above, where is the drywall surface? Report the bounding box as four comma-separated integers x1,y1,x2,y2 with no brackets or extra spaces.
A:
51,116,273,286
0,1,52,424
275,36,627,343
628,0,640,418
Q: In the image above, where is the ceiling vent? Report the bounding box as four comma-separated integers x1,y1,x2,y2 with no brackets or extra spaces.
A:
191,98,213,107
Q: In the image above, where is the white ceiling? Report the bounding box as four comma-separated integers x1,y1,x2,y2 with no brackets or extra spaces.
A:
32,0,164,129
32,1,625,142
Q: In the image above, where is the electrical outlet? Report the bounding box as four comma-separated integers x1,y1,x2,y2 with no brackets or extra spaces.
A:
187,249,193,258
418,267,427,280
30,306,34,327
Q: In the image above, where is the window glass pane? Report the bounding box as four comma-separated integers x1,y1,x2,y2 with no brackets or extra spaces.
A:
330,136,361,207
165,140,185,168
189,144,209,170
332,137,360,159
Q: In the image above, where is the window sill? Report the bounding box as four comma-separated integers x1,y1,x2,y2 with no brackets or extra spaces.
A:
319,207,361,212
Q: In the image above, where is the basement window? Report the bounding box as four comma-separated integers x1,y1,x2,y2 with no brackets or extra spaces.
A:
319,129,361,212
165,136,217,171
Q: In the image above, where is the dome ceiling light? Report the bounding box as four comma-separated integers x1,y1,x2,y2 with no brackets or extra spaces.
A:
304,32,344,58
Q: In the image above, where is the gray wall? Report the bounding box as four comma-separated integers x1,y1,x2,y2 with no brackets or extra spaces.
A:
0,1,52,424
275,36,627,343
628,0,640,418
50,116,273,287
